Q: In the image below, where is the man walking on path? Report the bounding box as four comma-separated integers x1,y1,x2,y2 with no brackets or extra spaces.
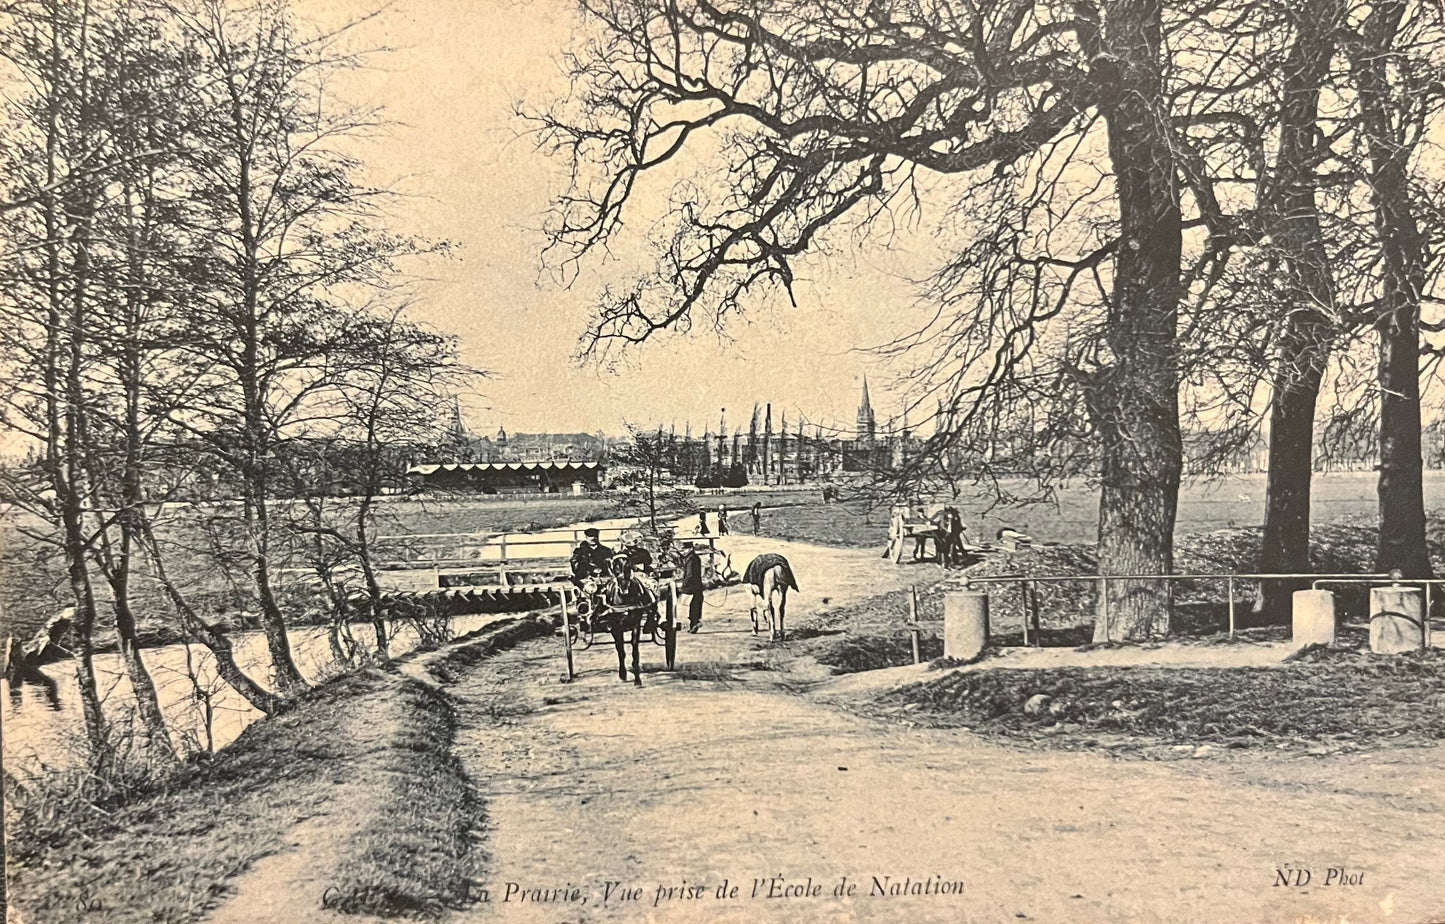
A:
679,544,704,633
750,502,761,534
718,505,729,535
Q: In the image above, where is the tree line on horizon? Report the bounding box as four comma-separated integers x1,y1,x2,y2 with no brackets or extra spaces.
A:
532,0,1445,640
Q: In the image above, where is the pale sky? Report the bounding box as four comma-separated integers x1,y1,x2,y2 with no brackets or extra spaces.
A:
310,0,947,437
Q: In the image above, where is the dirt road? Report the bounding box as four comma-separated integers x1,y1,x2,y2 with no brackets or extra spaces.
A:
446,536,1445,924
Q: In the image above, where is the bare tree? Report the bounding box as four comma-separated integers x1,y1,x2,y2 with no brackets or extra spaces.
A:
272,307,468,662
0,0,120,763
534,0,1203,638
615,424,679,530
166,0,435,694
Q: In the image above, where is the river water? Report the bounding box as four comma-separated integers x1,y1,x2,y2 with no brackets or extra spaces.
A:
2,515,654,778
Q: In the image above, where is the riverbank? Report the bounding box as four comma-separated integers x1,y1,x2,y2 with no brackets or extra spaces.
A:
4,615,552,924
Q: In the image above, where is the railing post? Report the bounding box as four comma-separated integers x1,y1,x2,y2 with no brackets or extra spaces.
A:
1227,575,1236,640
1030,581,1041,647
1426,582,1433,652
1100,576,1109,643
1020,581,1030,647
908,585,920,664
499,535,508,561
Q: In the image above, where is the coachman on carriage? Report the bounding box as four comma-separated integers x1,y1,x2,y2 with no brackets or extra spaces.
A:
561,525,740,683
565,529,684,684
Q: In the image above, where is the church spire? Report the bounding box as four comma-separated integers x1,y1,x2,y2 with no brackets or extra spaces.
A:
856,377,877,442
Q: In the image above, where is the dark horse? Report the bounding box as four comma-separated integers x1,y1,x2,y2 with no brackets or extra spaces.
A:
597,557,656,686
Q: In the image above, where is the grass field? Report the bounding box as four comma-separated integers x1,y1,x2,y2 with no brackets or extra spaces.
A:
5,472,1442,643
0,487,822,642
762,471,1445,549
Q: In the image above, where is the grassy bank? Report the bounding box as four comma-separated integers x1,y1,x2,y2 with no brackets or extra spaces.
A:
5,616,552,924
872,647,1445,755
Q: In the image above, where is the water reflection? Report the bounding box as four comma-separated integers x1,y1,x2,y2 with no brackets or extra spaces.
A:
2,513,651,776
2,613,507,774
7,667,61,710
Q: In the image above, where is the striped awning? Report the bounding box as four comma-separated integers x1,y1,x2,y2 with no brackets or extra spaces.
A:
406,461,602,475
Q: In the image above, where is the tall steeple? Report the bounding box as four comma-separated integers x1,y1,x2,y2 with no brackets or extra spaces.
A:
448,395,467,440
856,377,877,442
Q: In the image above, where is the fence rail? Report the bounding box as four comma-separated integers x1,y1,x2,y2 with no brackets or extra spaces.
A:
963,572,1410,644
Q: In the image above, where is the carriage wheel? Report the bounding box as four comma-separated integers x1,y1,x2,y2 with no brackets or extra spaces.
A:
568,617,594,650
649,605,668,647
664,615,677,669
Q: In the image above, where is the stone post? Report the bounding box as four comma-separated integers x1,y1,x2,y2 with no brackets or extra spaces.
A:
944,592,989,660
1291,589,1335,647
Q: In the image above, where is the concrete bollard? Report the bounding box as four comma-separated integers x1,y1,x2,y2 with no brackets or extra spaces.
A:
1291,589,1336,647
1370,585,1425,654
944,592,989,660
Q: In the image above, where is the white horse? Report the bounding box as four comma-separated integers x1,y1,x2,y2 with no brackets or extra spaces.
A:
748,562,793,641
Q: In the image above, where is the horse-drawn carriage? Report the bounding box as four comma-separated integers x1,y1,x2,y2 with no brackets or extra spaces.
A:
885,504,946,563
568,572,675,648
561,530,740,684
565,568,677,686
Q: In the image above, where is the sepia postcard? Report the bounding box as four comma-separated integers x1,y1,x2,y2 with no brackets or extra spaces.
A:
2,0,1443,923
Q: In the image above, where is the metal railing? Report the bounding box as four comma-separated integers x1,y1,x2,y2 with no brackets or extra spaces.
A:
963,572,1400,644
375,524,638,543
373,530,718,564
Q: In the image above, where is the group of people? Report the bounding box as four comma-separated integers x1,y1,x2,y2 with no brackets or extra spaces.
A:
695,502,763,537
569,526,706,633
930,504,969,568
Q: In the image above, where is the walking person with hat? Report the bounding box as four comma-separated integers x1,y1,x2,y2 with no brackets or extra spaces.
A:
678,543,705,633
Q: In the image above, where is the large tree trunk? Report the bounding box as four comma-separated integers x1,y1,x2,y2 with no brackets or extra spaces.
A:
1086,0,1185,641
1256,0,1343,621
1258,341,1328,616
1354,0,1434,579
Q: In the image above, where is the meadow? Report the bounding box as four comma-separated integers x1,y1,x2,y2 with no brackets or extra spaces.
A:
760,470,1445,548
4,472,1441,644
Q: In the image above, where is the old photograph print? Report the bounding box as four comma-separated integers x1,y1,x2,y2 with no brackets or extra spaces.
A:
2,0,1444,922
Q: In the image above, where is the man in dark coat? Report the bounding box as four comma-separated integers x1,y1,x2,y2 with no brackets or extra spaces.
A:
678,543,705,633
570,527,614,586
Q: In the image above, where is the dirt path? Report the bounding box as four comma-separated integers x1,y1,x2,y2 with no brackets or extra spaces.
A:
445,536,1445,924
